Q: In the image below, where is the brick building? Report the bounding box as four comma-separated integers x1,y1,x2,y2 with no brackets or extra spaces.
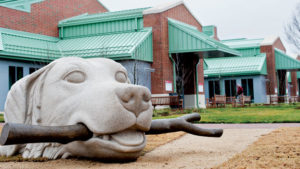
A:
0,0,299,111
0,0,242,110
205,37,300,103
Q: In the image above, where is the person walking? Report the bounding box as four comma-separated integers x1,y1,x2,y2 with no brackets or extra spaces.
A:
237,85,244,105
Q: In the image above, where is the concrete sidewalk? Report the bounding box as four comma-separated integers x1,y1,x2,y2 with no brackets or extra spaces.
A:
196,123,300,129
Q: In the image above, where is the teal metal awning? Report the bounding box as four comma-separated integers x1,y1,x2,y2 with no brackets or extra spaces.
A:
0,28,61,62
0,27,153,62
168,18,240,56
0,0,45,12
204,54,267,77
222,38,263,57
275,48,300,70
58,28,153,61
59,8,149,27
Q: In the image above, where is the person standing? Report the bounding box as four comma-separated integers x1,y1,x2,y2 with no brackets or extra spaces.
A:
237,85,244,104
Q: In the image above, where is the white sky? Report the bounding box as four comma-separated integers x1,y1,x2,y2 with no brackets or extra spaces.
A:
100,0,300,55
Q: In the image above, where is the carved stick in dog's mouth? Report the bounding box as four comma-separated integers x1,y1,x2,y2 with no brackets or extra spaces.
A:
0,113,222,146
0,123,93,145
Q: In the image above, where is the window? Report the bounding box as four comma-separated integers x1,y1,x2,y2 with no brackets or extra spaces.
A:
208,80,220,98
29,67,39,74
225,80,236,97
9,66,23,89
242,79,254,100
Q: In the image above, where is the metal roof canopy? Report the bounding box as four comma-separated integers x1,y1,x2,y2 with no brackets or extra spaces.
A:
222,38,263,49
222,38,264,57
204,54,267,77
58,28,153,61
0,0,45,12
0,27,153,62
168,18,240,57
275,48,300,70
59,8,148,27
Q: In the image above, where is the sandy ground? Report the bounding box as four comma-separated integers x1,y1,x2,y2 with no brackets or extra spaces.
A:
0,129,272,169
216,127,300,169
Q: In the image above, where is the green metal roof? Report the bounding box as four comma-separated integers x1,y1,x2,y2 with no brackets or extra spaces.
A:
59,8,149,27
58,28,153,61
0,28,60,62
222,38,264,57
204,54,267,77
168,18,240,56
0,0,44,12
0,27,153,62
222,38,263,49
202,25,215,37
275,48,300,70
0,0,19,3
59,8,148,39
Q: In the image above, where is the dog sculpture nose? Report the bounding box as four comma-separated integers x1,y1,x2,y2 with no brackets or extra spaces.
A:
116,86,151,117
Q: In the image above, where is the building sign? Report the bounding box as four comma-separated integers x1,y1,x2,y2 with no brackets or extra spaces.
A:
198,83,203,92
165,80,173,91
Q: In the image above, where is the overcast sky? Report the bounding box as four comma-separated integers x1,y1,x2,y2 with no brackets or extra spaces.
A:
100,0,300,55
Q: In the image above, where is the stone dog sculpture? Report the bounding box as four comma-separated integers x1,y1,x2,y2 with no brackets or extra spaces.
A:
0,57,222,160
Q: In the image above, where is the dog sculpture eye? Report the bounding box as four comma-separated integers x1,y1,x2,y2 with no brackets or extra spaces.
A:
63,71,86,83
115,71,127,83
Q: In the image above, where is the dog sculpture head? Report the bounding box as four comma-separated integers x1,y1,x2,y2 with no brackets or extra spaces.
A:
0,57,153,160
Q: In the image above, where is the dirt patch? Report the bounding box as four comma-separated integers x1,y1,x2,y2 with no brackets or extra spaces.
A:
216,127,300,169
0,129,271,168
143,132,185,154
0,131,185,162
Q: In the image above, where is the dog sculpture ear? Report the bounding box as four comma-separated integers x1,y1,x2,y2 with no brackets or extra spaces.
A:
4,61,55,124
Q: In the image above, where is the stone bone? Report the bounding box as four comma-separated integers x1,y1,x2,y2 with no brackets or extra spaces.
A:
0,57,153,160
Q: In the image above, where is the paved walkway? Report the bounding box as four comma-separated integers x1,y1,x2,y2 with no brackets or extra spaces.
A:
1,123,299,128
196,123,300,129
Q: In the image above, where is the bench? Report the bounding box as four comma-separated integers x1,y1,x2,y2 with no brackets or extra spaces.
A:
226,96,236,107
213,95,226,108
269,96,278,105
151,96,183,110
240,95,251,107
206,95,227,108
289,96,298,103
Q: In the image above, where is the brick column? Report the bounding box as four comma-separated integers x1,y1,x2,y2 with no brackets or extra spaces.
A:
291,70,298,96
260,45,277,95
197,53,206,108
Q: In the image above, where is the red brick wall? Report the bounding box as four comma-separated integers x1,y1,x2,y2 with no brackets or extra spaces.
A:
261,45,277,95
197,53,205,95
291,71,298,96
213,27,220,41
273,38,286,52
144,4,202,94
290,50,299,96
261,38,287,95
0,0,107,37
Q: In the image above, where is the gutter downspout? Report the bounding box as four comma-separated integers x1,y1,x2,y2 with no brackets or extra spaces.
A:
60,26,64,39
169,53,177,93
195,56,200,109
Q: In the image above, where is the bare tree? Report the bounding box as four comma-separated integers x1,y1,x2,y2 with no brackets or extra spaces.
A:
285,3,300,52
